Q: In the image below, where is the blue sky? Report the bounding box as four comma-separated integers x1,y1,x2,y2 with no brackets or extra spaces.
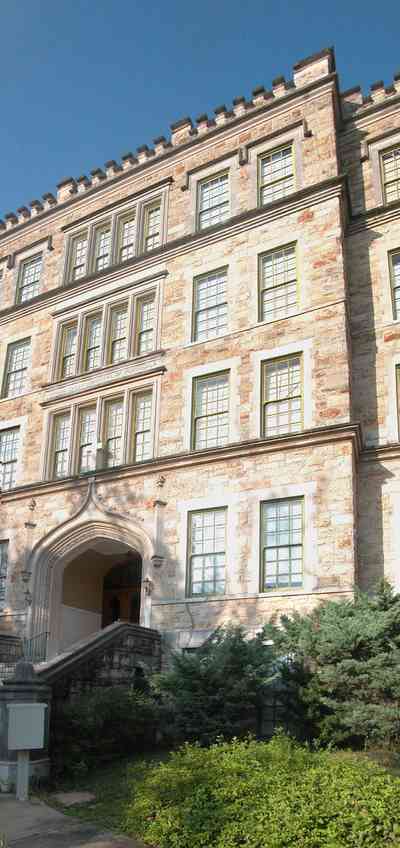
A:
1,0,399,217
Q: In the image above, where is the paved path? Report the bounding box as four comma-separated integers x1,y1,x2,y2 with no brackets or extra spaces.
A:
0,795,144,848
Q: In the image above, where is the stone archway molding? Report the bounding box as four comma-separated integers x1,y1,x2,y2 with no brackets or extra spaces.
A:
27,477,156,657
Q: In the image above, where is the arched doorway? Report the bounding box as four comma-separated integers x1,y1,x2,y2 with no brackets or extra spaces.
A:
60,540,142,651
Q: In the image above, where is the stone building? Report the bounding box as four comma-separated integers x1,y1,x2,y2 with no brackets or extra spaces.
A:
0,47,399,665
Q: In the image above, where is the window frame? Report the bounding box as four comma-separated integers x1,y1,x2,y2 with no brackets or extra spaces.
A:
196,170,230,232
192,266,228,343
380,145,400,206
142,201,162,253
258,243,299,323
261,353,303,439
258,143,296,208
16,253,43,304
2,337,31,399
260,496,304,592
0,426,20,491
389,250,400,321
187,506,227,598
191,370,230,451
0,539,9,607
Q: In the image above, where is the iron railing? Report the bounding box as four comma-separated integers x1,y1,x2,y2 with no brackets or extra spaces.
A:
23,631,49,663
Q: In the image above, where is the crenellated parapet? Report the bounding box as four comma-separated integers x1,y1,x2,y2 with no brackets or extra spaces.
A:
341,71,400,117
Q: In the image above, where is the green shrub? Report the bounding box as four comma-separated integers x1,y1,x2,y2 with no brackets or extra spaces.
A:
51,686,159,779
124,735,400,848
153,625,276,744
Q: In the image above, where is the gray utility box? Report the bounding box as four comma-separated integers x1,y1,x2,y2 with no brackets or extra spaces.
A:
8,703,47,751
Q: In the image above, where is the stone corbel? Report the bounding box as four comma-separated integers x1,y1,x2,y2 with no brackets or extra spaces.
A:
7,253,15,270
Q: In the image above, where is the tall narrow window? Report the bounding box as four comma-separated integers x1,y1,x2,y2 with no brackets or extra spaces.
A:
381,147,400,204
262,356,302,437
52,412,71,479
94,224,112,272
84,314,102,371
143,205,161,252
259,245,298,322
193,269,228,341
192,373,229,450
188,508,226,596
109,305,128,363
70,232,88,280
0,540,9,605
17,254,42,303
60,324,78,378
390,252,400,320
198,173,229,230
0,428,19,490
261,498,303,590
136,297,155,354
104,398,124,467
3,338,31,398
118,214,136,262
78,407,97,473
133,392,152,461
259,145,294,206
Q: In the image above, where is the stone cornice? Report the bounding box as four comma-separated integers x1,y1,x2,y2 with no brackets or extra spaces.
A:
342,92,400,126
361,443,400,463
40,355,166,406
0,174,346,326
60,177,173,233
347,198,400,235
0,422,362,503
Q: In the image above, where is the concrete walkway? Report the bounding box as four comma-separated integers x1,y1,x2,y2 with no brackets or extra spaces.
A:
0,795,144,848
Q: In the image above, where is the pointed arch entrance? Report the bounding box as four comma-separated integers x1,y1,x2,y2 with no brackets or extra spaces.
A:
27,480,155,659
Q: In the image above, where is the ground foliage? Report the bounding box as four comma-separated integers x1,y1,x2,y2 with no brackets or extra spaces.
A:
153,625,276,744
124,735,400,848
263,581,400,747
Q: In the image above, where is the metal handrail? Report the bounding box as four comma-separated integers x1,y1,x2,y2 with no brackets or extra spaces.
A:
23,631,49,663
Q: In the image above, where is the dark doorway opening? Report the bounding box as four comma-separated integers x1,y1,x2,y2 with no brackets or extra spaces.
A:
102,552,142,627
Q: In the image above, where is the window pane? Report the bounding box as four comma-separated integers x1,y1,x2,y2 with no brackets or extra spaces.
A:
0,428,19,490
119,216,136,262
263,356,302,437
4,339,31,398
104,399,124,468
0,540,9,604
260,146,294,206
95,226,111,271
382,148,400,204
84,315,102,371
198,174,229,230
60,324,78,378
261,499,303,590
144,206,161,251
391,253,400,320
193,373,229,449
137,297,155,354
18,255,42,303
53,413,70,479
189,508,226,595
133,392,152,461
260,245,297,322
78,407,97,472
110,306,128,363
193,269,228,341
71,234,88,280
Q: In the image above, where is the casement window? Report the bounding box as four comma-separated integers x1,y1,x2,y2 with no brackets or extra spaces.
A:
192,372,229,450
193,268,228,342
143,204,161,252
136,296,155,355
2,338,31,398
83,314,103,372
0,427,20,490
94,223,112,272
70,232,89,281
52,412,71,479
17,254,42,303
197,172,229,230
259,145,295,206
261,498,303,590
381,147,400,204
48,388,154,479
55,289,157,381
259,245,298,322
188,508,226,596
65,194,165,283
132,391,153,461
390,252,400,320
0,540,9,605
262,355,302,437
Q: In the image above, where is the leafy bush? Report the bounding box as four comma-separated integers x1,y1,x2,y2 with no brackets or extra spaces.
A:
51,686,159,779
124,735,400,848
264,581,400,748
153,625,276,744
